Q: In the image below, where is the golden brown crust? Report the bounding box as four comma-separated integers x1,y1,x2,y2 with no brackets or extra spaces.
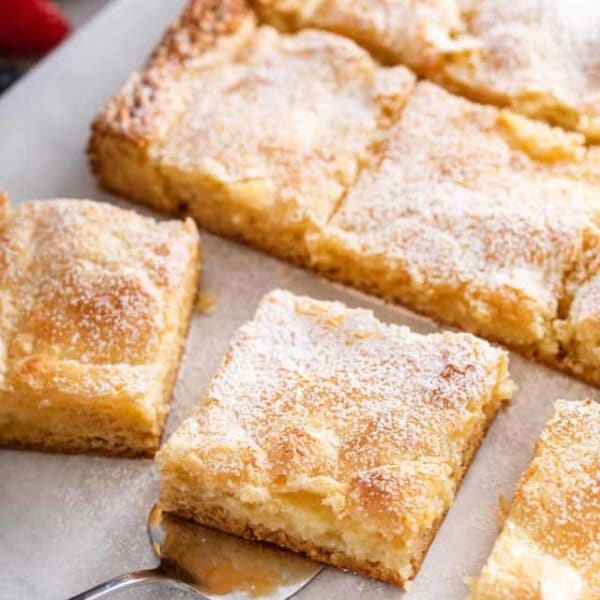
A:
470,400,600,599
157,290,513,586
90,3,416,265
89,0,600,390
0,198,201,457
0,192,7,224
1,422,160,458
171,505,411,586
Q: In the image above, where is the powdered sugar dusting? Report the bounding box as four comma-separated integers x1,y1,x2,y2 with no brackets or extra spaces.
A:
472,399,600,597
254,0,472,69
314,82,600,381
0,199,199,408
157,25,415,229
257,0,600,139
452,0,600,136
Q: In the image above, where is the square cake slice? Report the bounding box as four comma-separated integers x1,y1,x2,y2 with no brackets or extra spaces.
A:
0,198,201,457
470,399,600,599
310,81,600,386
255,0,600,141
89,0,416,265
157,289,513,587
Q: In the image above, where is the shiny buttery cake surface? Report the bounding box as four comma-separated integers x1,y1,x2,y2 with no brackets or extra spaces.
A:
0,197,201,456
470,399,600,599
157,289,513,586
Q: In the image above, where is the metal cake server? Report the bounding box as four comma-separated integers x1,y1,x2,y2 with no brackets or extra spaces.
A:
67,505,322,600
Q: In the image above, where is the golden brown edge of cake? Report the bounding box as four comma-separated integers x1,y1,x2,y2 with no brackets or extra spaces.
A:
2,414,165,458
0,191,8,223
157,345,510,589
0,207,203,458
87,0,257,226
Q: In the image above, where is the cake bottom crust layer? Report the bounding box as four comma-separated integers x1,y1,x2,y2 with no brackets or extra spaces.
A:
0,418,159,458
169,504,414,587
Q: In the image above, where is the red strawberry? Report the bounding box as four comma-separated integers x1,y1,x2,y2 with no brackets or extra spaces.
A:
0,0,71,54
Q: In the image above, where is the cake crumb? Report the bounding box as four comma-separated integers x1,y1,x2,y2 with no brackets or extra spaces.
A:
196,289,217,315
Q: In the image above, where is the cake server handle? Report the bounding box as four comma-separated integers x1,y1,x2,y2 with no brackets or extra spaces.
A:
66,568,208,600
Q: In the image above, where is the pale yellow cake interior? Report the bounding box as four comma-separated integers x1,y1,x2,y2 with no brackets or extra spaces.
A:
157,289,514,586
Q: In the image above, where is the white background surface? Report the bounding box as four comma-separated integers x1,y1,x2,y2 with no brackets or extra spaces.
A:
0,1,598,599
